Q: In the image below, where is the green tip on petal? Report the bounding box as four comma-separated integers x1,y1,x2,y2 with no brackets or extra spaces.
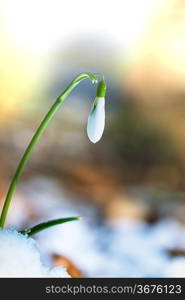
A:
96,79,107,97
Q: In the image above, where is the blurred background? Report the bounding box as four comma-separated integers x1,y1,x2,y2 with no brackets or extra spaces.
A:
1,0,185,277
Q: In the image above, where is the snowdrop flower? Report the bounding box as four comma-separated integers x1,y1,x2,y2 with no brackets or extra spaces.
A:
0,72,106,228
87,78,107,143
0,72,107,277
87,97,105,143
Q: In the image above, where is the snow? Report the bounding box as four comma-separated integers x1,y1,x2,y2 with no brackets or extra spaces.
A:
0,228,70,278
164,257,185,277
38,217,185,277
5,177,185,277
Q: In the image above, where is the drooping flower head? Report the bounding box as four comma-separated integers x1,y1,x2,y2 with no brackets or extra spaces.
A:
87,76,107,143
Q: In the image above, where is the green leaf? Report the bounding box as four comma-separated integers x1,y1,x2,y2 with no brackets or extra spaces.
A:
20,217,81,237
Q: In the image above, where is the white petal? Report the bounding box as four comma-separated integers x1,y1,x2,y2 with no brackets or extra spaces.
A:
87,97,105,143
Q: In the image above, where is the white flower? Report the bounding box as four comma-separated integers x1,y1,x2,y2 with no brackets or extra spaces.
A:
0,228,70,277
87,97,105,143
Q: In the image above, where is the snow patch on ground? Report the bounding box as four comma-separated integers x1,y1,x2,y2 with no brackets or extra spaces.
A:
0,228,70,278
38,217,185,277
6,177,185,277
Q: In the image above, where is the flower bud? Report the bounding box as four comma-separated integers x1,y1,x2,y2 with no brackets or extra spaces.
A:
87,96,105,143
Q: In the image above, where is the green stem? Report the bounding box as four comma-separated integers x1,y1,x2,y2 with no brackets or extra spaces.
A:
0,72,98,228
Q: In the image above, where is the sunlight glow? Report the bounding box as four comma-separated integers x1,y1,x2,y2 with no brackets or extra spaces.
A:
2,0,160,53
